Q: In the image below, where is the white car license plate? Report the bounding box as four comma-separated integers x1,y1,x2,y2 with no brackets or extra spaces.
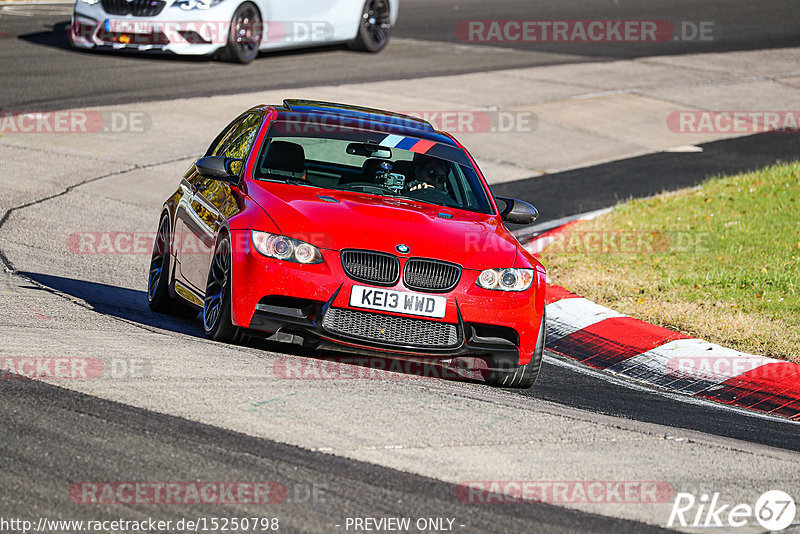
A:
106,20,155,34
349,285,447,319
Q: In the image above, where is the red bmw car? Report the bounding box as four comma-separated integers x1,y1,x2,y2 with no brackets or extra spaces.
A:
147,100,546,388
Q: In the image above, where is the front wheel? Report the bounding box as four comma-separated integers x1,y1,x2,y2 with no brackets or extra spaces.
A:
349,0,392,53
220,2,262,64
484,309,546,389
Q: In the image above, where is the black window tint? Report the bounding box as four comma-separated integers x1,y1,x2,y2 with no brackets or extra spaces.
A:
223,114,262,175
206,116,245,157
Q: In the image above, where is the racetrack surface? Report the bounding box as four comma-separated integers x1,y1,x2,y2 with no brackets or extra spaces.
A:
3,3,800,531
2,0,800,110
2,111,800,531
1,375,669,534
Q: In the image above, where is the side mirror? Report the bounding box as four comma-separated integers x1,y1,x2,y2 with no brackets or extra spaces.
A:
496,196,539,225
195,156,243,185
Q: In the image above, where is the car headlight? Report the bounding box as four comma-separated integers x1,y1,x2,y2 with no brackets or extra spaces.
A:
173,0,222,10
476,268,534,291
251,231,323,264
78,0,101,5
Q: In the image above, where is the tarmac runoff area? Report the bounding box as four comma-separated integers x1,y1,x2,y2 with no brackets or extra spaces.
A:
1,46,800,530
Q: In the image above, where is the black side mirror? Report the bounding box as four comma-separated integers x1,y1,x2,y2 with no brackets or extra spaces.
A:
496,196,539,225
195,156,243,185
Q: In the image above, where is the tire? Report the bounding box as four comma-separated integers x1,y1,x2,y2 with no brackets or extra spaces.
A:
203,235,241,342
349,0,392,53
220,2,262,64
484,309,546,389
147,214,198,318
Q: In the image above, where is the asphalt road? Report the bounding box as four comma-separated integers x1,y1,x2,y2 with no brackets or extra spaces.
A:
2,0,800,110
2,2,800,532
2,126,800,532
1,375,668,534
19,267,800,454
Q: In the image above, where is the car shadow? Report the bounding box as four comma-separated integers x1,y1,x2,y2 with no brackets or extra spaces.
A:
21,271,487,386
18,21,351,64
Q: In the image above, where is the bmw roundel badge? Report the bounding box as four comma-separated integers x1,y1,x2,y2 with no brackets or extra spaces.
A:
396,244,410,254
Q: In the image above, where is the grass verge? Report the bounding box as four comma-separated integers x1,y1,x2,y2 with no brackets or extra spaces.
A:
540,161,800,362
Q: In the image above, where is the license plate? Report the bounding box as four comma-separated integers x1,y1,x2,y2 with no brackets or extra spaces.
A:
106,19,155,34
349,285,447,319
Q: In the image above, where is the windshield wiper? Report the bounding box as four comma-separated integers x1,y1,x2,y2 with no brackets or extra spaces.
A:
256,172,315,186
391,195,450,208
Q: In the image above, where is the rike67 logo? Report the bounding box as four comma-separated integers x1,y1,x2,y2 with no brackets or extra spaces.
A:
668,490,796,530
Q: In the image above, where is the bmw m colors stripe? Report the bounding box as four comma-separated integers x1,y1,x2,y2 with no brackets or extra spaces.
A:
379,134,437,154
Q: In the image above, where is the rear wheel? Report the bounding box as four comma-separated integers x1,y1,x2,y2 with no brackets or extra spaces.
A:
203,235,242,342
349,0,392,53
147,215,197,318
220,2,262,64
484,309,546,389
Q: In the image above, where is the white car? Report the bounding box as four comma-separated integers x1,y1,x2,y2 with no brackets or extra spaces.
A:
69,0,397,63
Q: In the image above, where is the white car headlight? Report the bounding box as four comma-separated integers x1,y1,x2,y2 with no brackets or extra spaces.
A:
78,0,101,5
173,0,222,10
251,231,322,264
476,268,534,292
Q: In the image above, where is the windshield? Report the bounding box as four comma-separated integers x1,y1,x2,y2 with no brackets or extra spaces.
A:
252,134,494,214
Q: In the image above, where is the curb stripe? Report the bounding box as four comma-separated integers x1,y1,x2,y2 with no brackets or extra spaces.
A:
545,284,580,304
610,339,757,394
532,220,800,421
698,363,800,418
545,298,625,342
548,317,690,370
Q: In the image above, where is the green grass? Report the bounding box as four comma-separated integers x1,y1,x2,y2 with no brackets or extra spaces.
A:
541,161,800,361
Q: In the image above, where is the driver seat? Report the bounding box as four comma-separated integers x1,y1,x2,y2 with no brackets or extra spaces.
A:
258,141,306,180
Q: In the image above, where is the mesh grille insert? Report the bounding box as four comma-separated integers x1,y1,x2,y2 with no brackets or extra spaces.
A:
101,0,166,16
322,308,459,348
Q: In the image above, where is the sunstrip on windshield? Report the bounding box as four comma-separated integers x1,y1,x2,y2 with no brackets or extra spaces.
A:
379,134,437,154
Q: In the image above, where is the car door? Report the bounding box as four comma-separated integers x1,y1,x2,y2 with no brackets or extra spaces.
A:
174,113,262,292
261,0,338,47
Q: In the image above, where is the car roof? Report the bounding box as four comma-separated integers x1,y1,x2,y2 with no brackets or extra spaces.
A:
251,100,459,146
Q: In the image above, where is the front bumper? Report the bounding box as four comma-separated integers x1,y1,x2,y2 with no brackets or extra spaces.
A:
69,1,236,55
230,230,546,366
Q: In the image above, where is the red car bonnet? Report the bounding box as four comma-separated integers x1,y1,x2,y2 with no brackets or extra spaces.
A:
245,181,520,271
